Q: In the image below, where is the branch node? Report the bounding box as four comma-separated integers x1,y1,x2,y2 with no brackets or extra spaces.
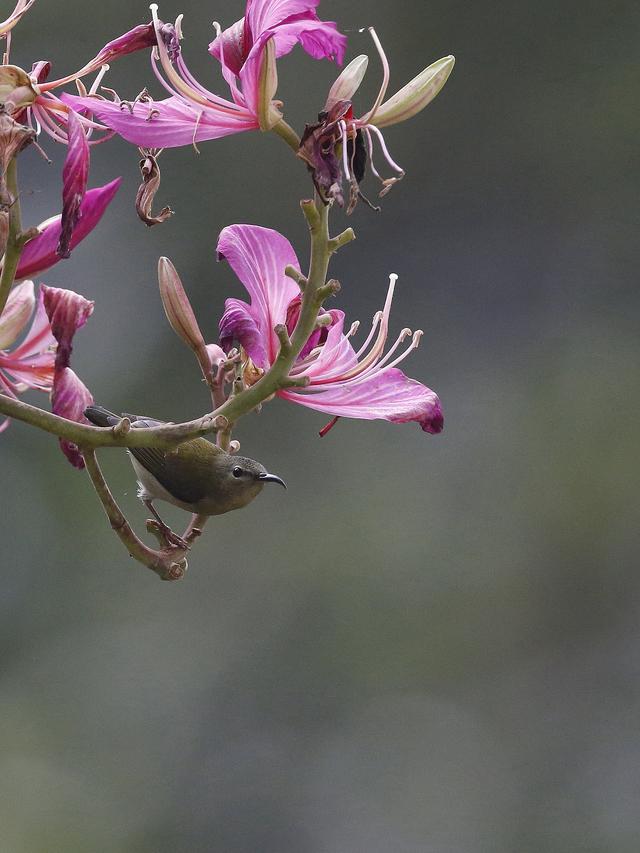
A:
318,278,341,300
274,323,292,354
285,264,308,291
212,414,229,432
328,227,356,254
112,416,131,437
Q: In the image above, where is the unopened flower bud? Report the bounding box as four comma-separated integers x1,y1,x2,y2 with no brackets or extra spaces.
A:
158,257,207,355
257,37,281,131
0,65,38,114
370,55,455,129
325,54,369,111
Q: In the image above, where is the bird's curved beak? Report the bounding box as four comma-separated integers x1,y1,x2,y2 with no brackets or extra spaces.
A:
258,472,287,489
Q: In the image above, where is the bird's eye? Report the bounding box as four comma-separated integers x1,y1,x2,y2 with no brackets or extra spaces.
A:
232,466,243,478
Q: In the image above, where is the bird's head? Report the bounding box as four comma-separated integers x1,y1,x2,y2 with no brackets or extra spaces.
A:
209,454,286,513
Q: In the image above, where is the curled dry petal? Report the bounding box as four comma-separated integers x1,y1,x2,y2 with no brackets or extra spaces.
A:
57,109,90,258
0,279,35,348
14,178,121,280
369,55,455,129
136,149,173,226
51,367,94,468
0,110,35,179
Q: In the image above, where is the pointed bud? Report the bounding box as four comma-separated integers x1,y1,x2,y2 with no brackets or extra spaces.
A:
257,37,281,131
325,54,369,111
370,55,455,129
0,65,37,114
158,257,207,356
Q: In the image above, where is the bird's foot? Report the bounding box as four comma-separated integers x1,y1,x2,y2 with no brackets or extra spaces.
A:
146,519,191,551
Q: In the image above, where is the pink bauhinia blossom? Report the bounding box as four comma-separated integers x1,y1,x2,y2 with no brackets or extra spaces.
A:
217,225,443,434
62,0,345,148
0,5,162,255
0,279,95,466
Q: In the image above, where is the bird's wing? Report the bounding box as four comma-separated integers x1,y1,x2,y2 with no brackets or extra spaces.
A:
130,439,223,505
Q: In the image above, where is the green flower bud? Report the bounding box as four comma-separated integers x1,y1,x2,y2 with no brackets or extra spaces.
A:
370,55,455,129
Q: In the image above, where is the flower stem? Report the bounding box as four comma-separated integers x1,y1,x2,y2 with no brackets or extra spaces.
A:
271,118,301,152
0,158,26,317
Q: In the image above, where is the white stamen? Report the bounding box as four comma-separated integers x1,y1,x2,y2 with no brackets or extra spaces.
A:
363,127,384,181
175,13,184,40
89,64,110,96
212,21,222,38
366,124,405,175
339,120,351,182
346,320,360,338
361,27,390,125
354,311,381,358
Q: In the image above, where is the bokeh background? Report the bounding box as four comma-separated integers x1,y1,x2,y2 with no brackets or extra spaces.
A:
2,0,639,850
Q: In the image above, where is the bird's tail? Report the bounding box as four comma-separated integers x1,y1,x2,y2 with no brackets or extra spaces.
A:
84,405,164,430
84,405,121,427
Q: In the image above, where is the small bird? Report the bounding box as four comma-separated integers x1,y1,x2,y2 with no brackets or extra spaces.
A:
85,405,286,548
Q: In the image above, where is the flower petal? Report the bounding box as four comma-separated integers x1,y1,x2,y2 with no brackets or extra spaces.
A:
219,297,268,366
57,108,90,258
281,367,444,433
41,285,94,370
0,279,35,348
61,93,257,148
216,224,300,364
15,179,121,280
246,0,346,63
51,367,94,468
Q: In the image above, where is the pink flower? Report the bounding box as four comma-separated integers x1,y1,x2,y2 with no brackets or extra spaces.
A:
0,8,159,255
13,179,121,281
0,280,96,466
217,225,443,434
62,0,345,148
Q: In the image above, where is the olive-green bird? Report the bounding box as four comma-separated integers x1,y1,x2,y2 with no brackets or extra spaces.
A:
85,405,285,547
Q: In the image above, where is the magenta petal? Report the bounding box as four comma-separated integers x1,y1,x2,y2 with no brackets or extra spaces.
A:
57,109,90,258
208,18,248,75
216,224,300,362
51,367,94,468
16,179,121,280
219,297,268,367
61,93,258,148
280,367,444,433
41,285,94,370
247,0,345,62
92,22,157,65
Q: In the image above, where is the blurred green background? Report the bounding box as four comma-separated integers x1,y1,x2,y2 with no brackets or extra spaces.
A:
2,0,639,850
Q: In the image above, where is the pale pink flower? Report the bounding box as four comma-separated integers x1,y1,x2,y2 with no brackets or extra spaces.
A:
217,225,443,434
